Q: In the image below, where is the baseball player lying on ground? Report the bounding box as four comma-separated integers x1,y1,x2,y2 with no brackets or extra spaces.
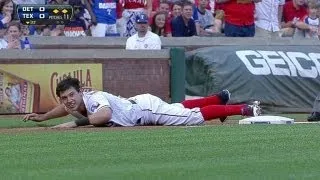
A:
23,77,261,128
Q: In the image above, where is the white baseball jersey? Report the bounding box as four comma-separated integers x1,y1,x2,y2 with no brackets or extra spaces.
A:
79,91,204,126
125,31,162,50
82,91,141,126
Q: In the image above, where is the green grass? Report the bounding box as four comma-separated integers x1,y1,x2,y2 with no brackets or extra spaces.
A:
0,115,74,128
0,122,320,179
0,113,310,128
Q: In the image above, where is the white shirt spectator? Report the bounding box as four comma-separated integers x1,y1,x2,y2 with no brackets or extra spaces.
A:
197,8,214,30
255,0,285,32
0,39,8,49
125,31,161,50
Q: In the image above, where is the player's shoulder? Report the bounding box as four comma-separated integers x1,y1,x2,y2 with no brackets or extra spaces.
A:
83,90,105,98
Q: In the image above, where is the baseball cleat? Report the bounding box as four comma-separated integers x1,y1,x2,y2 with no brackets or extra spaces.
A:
307,112,320,122
218,89,231,122
218,89,231,105
241,101,261,117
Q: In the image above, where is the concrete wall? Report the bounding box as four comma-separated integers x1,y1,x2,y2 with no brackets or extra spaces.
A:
28,36,320,50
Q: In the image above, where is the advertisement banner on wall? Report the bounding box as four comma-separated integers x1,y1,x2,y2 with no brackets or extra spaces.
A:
0,64,102,114
186,46,320,113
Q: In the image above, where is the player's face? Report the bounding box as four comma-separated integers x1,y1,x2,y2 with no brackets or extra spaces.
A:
136,23,148,34
182,5,193,20
2,1,13,15
155,14,166,28
59,87,83,111
7,26,21,39
159,3,170,14
172,5,182,17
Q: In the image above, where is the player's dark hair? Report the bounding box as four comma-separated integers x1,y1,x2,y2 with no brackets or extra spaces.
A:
56,77,81,97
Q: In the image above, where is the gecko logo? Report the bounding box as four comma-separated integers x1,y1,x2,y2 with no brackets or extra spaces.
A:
236,50,320,78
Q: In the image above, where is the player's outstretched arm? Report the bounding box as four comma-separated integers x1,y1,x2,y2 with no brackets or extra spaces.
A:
52,117,90,128
51,107,112,128
23,104,69,122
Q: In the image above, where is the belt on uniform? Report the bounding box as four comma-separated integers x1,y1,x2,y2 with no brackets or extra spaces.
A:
129,99,137,104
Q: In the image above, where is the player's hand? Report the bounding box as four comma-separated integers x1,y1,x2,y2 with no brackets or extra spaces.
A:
23,113,46,122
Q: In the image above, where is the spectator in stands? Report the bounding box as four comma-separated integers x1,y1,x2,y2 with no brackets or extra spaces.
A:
216,0,260,37
195,0,215,13
180,0,201,34
171,1,197,37
84,0,119,37
152,0,160,14
280,0,308,37
158,0,171,14
196,0,220,36
0,21,25,49
150,11,171,36
48,0,66,5
29,24,64,36
29,25,50,36
21,24,29,36
122,0,152,37
150,0,172,37
116,1,124,37
214,9,224,33
255,0,285,38
126,13,161,50
0,0,15,36
172,1,182,18
13,0,45,4
303,2,319,39
64,0,89,37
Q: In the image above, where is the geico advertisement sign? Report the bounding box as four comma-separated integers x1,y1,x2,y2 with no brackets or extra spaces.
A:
236,50,320,78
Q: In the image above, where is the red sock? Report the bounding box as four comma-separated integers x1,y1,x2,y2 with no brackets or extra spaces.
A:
200,105,245,120
181,95,222,108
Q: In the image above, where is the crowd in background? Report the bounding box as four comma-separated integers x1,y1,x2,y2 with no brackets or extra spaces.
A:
0,0,319,49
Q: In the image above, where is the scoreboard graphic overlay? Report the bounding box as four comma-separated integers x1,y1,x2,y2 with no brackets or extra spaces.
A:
17,5,73,25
